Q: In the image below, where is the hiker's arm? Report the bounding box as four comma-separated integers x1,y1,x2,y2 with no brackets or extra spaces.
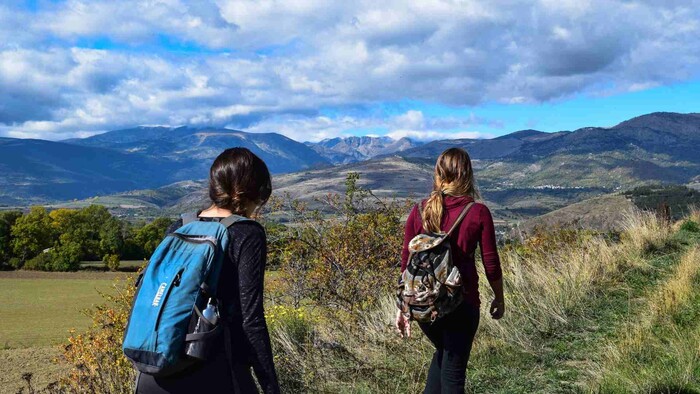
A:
401,205,420,272
236,224,281,394
479,205,504,318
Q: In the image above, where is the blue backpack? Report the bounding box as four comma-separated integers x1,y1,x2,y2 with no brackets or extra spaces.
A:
122,213,246,376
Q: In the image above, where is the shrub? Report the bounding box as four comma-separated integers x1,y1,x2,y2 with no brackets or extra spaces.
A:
273,173,408,317
8,256,22,270
680,220,700,233
60,274,137,393
51,242,82,271
103,254,120,272
23,251,53,270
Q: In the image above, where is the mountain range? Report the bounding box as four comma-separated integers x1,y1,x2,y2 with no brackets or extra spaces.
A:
1,112,699,211
307,136,421,164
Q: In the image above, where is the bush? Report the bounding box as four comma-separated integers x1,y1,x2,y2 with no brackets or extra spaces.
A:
51,242,82,271
60,274,137,393
272,173,408,317
23,251,53,270
103,254,120,271
680,220,700,233
8,256,22,270
21,243,82,272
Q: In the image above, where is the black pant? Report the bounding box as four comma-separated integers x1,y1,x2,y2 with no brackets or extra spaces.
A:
418,302,480,394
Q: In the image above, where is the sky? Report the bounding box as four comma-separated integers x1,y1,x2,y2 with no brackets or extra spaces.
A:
1,0,699,142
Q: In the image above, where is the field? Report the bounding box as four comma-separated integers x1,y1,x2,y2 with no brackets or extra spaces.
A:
0,271,127,393
0,268,283,394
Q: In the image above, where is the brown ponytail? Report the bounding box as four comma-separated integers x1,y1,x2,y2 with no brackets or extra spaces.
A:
422,148,480,233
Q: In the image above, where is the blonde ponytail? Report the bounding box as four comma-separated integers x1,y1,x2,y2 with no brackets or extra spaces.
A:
421,148,479,233
423,188,446,234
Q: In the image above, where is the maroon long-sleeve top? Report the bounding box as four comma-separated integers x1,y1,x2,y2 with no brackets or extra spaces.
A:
401,195,502,309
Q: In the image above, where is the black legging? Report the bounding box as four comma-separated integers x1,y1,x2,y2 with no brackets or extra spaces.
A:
418,302,480,394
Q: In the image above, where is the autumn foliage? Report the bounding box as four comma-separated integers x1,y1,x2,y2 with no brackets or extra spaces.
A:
268,173,409,316
60,275,137,393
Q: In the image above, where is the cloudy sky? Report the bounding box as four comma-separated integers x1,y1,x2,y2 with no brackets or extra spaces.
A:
1,0,699,142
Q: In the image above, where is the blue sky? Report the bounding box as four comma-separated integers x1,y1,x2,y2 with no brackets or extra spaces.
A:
1,1,699,141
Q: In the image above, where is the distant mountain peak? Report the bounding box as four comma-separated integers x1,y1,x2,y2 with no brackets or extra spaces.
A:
308,135,422,164
613,112,700,130
495,129,545,140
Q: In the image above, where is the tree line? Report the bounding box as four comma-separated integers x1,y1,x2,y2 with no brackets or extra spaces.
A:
0,205,174,271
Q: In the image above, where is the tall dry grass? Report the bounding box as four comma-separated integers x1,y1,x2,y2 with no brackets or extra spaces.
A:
689,205,700,224
589,245,700,393
477,208,673,351
268,209,685,392
620,208,675,256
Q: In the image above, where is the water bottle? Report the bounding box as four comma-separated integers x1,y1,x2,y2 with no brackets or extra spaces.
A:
203,300,218,326
185,298,219,360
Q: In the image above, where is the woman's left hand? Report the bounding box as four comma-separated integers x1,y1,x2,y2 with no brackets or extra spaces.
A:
490,299,505,320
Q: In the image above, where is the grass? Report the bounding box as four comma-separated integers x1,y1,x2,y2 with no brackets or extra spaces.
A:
592,233,700,392
0,346,65,394
0,272,122,394
263,210,700,393
0,275,119,349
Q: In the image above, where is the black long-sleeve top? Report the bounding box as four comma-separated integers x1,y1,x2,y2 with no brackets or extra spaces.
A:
136,218,280,394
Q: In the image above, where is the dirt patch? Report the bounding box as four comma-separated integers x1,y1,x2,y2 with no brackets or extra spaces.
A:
0,346,66,394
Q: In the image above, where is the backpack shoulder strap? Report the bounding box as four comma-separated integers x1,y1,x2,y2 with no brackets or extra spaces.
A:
181,212,199,225
445,202,475,238
219,214,251,228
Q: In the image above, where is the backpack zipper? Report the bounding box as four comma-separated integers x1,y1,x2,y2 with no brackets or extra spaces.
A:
153,268,184,332
168,233,217,248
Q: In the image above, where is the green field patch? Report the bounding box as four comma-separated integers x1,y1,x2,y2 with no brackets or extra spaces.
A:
0,276,118,349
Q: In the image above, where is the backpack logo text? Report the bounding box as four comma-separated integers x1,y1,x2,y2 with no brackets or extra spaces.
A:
152,283,167,306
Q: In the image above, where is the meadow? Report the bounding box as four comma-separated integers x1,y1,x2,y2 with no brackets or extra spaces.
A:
0,267,282,394
0,271,123,393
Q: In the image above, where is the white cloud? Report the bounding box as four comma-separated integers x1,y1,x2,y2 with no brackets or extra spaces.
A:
0,0,699,140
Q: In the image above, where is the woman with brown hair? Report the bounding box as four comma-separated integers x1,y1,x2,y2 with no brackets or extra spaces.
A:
137,147,280,393
396,147,504,393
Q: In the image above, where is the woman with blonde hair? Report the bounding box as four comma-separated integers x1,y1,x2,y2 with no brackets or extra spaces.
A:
396,147,504,393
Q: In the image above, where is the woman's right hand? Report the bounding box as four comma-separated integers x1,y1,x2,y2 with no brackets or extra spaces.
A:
395,310,411,338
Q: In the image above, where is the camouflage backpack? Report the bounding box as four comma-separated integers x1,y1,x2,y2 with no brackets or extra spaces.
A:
397,202,474,323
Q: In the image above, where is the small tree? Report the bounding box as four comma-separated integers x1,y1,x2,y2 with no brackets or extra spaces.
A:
0,210,22,269
103,254,121,272
51,241,83,271
51,205,125,261
11,206,57,262
276,173,408,317
135,217,173,257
